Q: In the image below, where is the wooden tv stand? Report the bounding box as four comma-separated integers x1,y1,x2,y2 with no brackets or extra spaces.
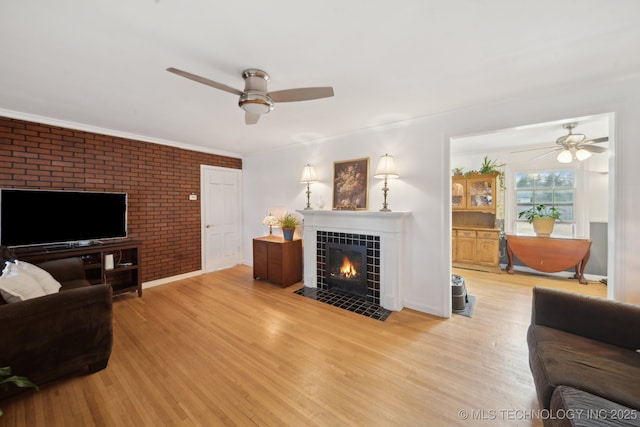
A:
14,240,142,297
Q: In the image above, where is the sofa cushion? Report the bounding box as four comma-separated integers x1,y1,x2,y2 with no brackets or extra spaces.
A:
531,287,640,350
550,385,640,427
37,257,90,290
528,324,640,411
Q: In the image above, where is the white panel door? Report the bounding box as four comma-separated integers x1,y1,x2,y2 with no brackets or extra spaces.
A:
202,166,241,272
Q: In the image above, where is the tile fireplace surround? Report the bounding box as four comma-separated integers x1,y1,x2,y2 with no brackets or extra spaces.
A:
297,210,410,311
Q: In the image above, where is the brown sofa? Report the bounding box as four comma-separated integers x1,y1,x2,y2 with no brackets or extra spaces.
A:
0,255,113,399
528,287,640,426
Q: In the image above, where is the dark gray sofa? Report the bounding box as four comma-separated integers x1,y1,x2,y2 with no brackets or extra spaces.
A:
0,255,113,399
528,286,640,426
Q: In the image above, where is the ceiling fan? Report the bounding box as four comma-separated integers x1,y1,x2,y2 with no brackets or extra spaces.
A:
167,67,334,125
513,123,608,163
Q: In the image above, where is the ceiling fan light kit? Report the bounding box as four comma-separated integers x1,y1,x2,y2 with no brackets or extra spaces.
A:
167,66,334,125
239,69,273,114
239,92,274,114
513,122,608,164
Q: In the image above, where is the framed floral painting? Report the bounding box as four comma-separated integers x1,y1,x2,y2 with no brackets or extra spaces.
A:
332,158,369,210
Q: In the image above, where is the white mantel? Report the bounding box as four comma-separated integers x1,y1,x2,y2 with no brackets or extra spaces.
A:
297,210,410,311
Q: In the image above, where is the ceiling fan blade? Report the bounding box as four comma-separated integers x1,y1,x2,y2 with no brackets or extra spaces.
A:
583,136,609,144
167,67,243,96
245,112,260,125
531,149,560,161
269,87,334,103
581,145,607,153
511,146,556,154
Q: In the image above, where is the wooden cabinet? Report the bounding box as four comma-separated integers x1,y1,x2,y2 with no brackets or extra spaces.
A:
452,173,497,213
253,237,302,287
452,173,501,272
452,228,500,273
14,240,142,297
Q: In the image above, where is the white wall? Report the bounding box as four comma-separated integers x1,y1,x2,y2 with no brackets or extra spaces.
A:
586,148,610,223
243,74,640,316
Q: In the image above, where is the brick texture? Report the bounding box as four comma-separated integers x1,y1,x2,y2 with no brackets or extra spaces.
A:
0,116,242,283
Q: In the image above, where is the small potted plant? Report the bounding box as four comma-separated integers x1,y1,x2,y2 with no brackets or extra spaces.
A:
278,213,300,241
0,367,37,416
478,155,506,190
518,204,561,237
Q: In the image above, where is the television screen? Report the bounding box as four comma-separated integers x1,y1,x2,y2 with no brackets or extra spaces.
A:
0,189,127,247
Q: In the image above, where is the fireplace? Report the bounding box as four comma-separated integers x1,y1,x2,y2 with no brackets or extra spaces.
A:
298,210,409,311
316,231,380,304
325,242,368,298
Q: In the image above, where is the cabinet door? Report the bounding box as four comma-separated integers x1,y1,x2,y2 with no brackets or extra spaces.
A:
476,231,500,266
281,239,302,286
457,231,476,263
266,243,283,284
467,176,496,211
253,240,268,279
452,178,466,209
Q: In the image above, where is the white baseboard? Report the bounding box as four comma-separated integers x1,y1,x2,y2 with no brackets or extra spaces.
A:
403,299,450,318
142,270,203,289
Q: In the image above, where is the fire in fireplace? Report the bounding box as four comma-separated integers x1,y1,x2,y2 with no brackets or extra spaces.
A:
325,242,368,298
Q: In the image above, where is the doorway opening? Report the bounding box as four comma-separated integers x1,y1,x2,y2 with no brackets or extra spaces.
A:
449,113,613,298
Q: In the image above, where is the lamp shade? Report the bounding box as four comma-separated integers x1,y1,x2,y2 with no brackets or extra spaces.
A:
374,154,399,178
262,214,279,227
557,150,573,163
300,164,318,183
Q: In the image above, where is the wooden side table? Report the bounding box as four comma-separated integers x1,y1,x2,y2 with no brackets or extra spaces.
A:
506,234,591,284
252,236,302,287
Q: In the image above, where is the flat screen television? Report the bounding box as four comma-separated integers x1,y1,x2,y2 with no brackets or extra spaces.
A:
0,189,127,247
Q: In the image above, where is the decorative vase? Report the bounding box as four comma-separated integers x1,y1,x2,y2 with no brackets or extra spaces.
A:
532,218,555,237
282,228,295,241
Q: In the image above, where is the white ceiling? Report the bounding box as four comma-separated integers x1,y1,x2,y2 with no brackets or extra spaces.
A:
1,1,639,157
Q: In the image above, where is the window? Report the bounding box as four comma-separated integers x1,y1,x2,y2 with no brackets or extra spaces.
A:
515,170,575,237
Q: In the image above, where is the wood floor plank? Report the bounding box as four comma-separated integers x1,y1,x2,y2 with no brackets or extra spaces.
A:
0,265,606,426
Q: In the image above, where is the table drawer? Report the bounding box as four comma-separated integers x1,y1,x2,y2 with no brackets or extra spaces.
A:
477,231,499,239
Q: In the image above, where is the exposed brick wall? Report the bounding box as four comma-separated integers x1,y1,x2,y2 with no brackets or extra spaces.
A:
0,116,242,283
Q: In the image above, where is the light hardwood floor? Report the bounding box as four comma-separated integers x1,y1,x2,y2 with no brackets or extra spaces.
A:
0,266,606,427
